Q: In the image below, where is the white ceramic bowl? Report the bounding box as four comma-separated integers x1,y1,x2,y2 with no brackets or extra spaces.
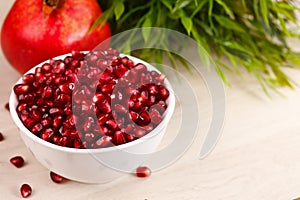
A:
9,52,175,184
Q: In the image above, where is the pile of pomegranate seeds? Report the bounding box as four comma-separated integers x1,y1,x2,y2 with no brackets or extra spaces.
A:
14,49,170,148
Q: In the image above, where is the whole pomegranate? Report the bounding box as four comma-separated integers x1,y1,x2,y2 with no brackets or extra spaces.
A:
1,0,111,74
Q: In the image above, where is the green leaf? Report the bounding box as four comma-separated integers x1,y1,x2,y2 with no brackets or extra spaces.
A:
259,0,270,28
214,15,245,33
114,2,125,20
161,0,173,11
173,0,191,13
181,14,193,35
191,0,208,18
215,0,235,19
142,18,152,43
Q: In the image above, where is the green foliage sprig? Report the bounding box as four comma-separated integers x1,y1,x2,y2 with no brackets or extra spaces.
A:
96,0,300,91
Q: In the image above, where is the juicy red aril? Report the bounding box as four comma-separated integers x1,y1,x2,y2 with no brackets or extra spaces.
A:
0,132,4,141
20,184,32,198
137,111,151,126
14,49,170,149
5,102,10,111
14,84,31,95
135,166,151,178
22,73,35,84
113,131,126,145
50,171,66,183
10,156,25,168
95,135,112,148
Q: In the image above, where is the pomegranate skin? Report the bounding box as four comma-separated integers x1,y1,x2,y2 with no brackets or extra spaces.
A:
1,0,111,74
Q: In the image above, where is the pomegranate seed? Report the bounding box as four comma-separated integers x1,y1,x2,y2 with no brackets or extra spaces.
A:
10,156,25,168
31,123,43,134
0,132,4,141
149,109,162,125
41,128,54,141
14,84,31,95
135,166,151,178
20,184,32,198
59,82,74,94
113,131,126,145
50,171,66,183
158,85,170,100
22,73,35,84
95,136,112,148
137,111,151,126
4,102,9,111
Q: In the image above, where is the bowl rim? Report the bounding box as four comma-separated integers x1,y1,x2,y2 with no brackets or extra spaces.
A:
9,51,175,154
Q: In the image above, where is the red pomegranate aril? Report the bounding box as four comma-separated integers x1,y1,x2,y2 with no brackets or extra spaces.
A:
130,101,142,112
129,111,139,122
50,171,66,183
124,133,135,142
20,183,32,198
30,108,42,121
113,131,126,145
49,108,63,116
137,111,151,126
158,86,170,100
73,139,82,149
84,133,95,143
31,123,43,134
106,119,118,130
41,118,52,128
53,116,63,128
134,63,147,74
41,128,54,141
35,72,46,83
10,156,25,168
95,135,112,147
99,126,109,135
136,166,151,178
97,113,110,125
56,94,71,106
149,109,162,125
53,61,66,74
23,118,36,129
22,73,35,84
98,100,112,113
17,103,27,112
83,117,95,132
0,132,4,141
14,84,30,95
41,63,52,73
59,82,74,94
101,83,114,94
5,102,9,111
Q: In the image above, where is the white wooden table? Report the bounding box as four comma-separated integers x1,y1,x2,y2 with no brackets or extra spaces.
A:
1,1,300,199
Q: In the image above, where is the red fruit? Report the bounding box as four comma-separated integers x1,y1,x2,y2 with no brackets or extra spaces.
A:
50,171,66,183
4,102,10,111
10,156,25,168
135,166,151,178
20,184,32,198
0,132,4,141
1,0,111,74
